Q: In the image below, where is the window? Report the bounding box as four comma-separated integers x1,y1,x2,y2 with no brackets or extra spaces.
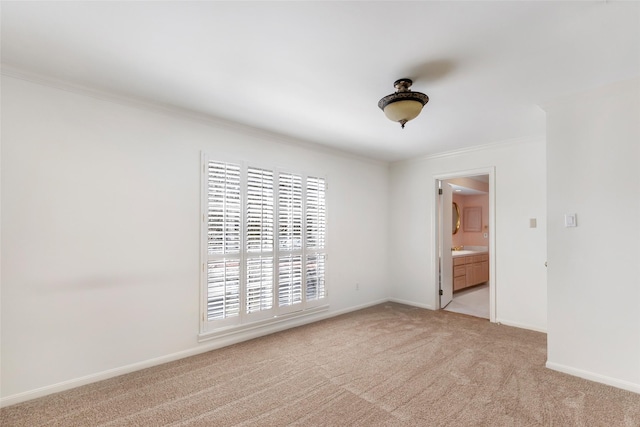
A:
202,156,327,333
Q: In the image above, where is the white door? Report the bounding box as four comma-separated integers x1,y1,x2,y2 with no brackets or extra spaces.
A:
439,181,453,308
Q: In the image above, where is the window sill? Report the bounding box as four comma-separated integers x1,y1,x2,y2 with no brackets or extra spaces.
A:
198,304,330,343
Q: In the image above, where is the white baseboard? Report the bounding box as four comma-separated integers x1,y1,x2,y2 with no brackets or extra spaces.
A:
387,297,435,310
327,298,391,316
546,361,640,395
0,345,220,408
0,299,389,408
495,318,547,333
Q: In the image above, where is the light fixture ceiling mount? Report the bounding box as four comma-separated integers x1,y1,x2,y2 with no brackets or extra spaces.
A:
378,78,429,129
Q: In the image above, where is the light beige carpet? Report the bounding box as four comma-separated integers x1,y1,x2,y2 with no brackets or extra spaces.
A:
2,303,640,426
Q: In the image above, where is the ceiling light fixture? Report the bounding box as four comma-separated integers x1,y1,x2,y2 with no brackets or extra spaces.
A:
378,78,429,129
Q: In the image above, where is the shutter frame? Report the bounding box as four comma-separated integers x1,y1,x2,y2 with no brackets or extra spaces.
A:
201,156,327,331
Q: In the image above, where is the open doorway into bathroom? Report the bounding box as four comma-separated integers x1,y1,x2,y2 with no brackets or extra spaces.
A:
435,168,496,322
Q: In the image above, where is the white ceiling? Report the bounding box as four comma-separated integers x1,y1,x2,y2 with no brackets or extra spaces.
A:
2,1,638,162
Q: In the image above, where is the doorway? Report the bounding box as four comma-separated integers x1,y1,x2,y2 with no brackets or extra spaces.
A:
435,168,496,322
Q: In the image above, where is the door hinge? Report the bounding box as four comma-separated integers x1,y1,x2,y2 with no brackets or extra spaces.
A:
438,188,443,195
439,289,443,296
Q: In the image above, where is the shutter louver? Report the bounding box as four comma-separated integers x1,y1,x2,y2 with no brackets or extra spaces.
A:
278,255,302,307
207,259,240,320
305,176,326,303
306,177,326,250
306,253,326,301
207,162,241,255
245,167,274,315
247,168,274,253
278,173,303,251
278,172,303,309
246,256,273,313
206,161,242,321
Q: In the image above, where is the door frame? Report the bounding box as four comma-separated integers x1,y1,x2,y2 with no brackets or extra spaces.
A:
437,179,454,309
434,167,496,323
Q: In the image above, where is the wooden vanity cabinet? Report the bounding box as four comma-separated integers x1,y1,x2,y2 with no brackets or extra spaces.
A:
453,253,489,291
453,263,467,291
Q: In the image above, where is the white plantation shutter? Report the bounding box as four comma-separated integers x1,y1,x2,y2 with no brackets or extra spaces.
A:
278,173,303,311
207,162,241,256
306,177,326,250
278,255,303,307
246,256,273,313
305,254,326,301
206,161,241,322
207,259,240,320
305,176,327,305
278,173,303,252
245,167,274,316
246,168,274,253
202,157,327,332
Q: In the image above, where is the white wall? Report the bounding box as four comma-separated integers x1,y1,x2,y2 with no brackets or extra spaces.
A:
388,138,548,331
545,77,640,393
0,75,390,403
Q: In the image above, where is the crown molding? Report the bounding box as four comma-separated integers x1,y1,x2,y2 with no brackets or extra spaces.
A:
0,65,387,167
392,134,545,166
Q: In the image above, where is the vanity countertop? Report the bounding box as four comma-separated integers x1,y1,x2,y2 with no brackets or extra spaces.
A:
451,249,488,257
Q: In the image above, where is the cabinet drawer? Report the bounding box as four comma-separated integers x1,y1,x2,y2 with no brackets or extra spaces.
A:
470,254,488,263
454,265,466,277
453,276,466,291
453,257,467,266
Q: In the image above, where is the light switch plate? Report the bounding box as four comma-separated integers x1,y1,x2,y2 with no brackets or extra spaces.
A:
529,218,537,228
564,213,577,227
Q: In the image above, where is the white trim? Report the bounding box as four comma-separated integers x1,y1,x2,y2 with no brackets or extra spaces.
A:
393,135,544,166
433,167,496,324
198,305,329,342
320,299,390,317
0,67,546,167
6,291,634,407
0,66,386,166
387,298,435,311
0,298,387,408
496,319,547,334
545,362,640,395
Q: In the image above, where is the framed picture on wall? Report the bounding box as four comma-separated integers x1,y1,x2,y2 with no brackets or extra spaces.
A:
463,206,482,232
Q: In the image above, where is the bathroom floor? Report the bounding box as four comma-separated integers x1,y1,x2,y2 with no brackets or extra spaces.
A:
444,283,489,319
